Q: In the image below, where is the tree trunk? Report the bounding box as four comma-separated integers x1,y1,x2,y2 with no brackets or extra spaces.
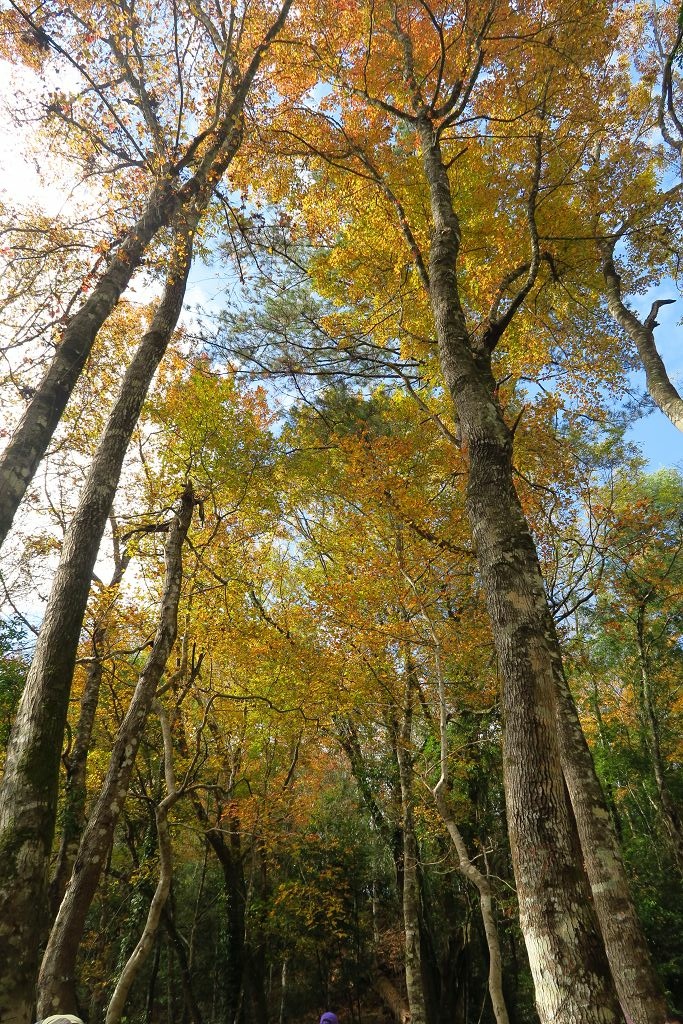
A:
635,606,683,867
553,670,671,1022
434,791,510,1024
201,807,247,1024
406,555,511,1024
0,177,177,549
0,250,193,1024
106,704,179,1024
374,974,410,1024
163,903,204,1024
48,620,107,920
395,658,429,1024
36,484,193,1019
0,0,293,552
417,119,622,1024
49,537,133,920
600,243,683,434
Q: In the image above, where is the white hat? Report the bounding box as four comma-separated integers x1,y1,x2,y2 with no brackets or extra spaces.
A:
38,1016,85,1024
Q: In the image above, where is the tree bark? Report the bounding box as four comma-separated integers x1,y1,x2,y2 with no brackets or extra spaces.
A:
106,703,179,1024
600,241,683,434
162,902,204,1024
434,793,510,1024
49,540,132,922
395,657,429,1024
0,177,177,548
48,622,106,922
0,252,192,1024
417,118,622,1024
635,605,683,867
403,557,512,1024
199,804,248,1024
553,670,671,1021
374,974,410,1024
36,484,193,1019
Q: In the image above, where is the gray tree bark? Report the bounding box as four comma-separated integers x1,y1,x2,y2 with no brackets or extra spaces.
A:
48,540,132,920
553,670,670,1022
37,485,194,1019
635,605,683,867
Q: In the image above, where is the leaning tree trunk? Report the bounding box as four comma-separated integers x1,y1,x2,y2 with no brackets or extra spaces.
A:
553,667,671,1022
47,622,107,921
37,485,194,1019
417,119,622,1024
0,177,177,549
600,241,683,435
0,0,292,556
0,250,193,1024
47,547,132,922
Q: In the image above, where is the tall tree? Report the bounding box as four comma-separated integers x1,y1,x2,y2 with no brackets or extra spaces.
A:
260,2,668,1019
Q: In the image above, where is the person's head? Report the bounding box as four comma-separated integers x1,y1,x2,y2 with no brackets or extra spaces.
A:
320,1012,338,1024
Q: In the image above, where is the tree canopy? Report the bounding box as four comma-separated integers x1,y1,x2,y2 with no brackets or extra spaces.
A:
0,2,682,1024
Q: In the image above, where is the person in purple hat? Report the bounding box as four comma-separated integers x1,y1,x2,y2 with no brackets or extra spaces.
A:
320,1012,338,1024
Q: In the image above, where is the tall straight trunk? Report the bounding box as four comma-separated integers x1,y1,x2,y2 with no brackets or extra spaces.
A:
37,485,193,1018
0,252,193,1024
398,767,427,1024
431,672,510,1024
0,177,177,548
417,119,621,1024
434,793,510,1024
395,658,428,1024
163,903,204,1024
403,556,511,1024
200,806,247,1024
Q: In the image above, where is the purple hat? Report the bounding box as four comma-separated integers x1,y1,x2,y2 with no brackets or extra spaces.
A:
320,1014,338,1024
